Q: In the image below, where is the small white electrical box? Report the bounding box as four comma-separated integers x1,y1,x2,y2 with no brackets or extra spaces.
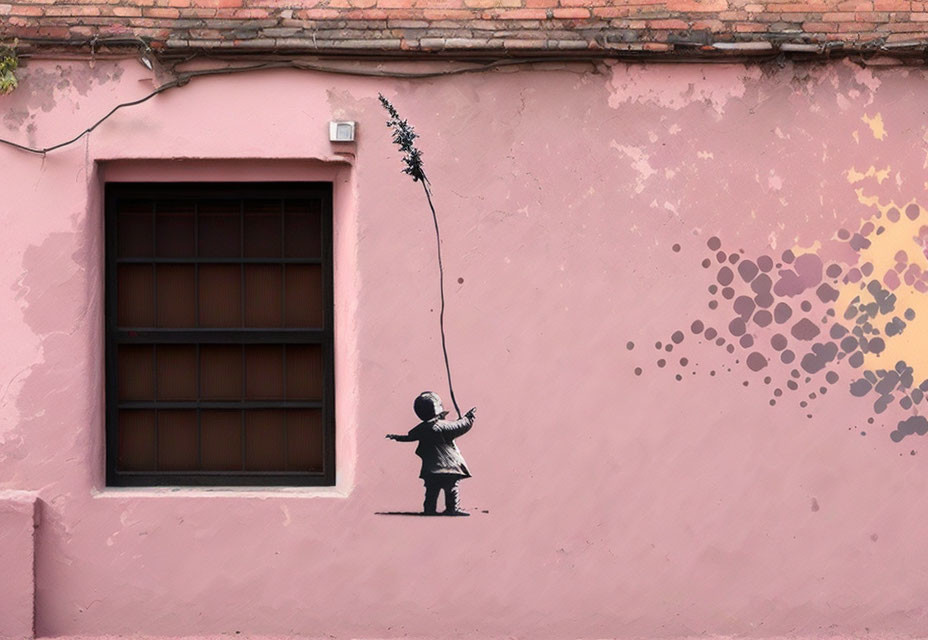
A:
329,121,356,142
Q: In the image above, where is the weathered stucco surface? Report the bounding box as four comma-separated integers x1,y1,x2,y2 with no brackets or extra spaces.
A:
2,57,928,638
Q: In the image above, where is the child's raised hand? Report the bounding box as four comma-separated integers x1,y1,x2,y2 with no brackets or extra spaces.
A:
465,407,477,419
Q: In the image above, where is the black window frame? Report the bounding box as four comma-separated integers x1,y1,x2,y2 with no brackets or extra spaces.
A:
104,182,336,487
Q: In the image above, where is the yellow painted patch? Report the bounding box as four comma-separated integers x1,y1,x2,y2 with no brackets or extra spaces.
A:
790,240,822,256
862,113,886,141
847,166,891,185
834,193,928,378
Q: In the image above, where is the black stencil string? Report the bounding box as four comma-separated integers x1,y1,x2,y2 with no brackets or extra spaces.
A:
379,94,461,419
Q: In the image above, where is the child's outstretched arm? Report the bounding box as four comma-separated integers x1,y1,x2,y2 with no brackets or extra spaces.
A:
385,433,416,442
436,407,477,438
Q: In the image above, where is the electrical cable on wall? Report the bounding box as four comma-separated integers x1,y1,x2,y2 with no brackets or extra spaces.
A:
378,93,461,420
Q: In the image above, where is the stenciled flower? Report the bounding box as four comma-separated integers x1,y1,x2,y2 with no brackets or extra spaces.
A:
379,93,427,184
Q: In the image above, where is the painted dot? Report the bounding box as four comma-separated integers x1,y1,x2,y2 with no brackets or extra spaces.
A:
770,399,776,406
754,310,773,327
770,334,788,350
680,357,689,366
710,370,716,376
781,349,796,364
634,367,643,375
627,341,635,350
672,243,681,252
655,341,662,349
726,344,735,354
764,376,772,384
657,359,666,368
729,318,747,336
717,267,734,286
800,401,807,408
888,208,901,222
774,303,793,324
837,229,850,241
826,264,842,278
671,331,685,344
774,388,783,397
709,300,719,310
722,287,735,300
757,255,774,272
675,374,683,381
665,344,673,352
825,371,839,384
782,249,795,263
801,301,812,312
906,308,916,321
740,335,754,348
787,380,798,391
708,285,718,294
743,380,749,387
747,352,768,371
729,253,740,264
457,277,464,284
717,251,727,263
907,204,921,220
715,337,725,346
702,259,712,268
738,260,759,282
691,320,704,334
707,237,721,251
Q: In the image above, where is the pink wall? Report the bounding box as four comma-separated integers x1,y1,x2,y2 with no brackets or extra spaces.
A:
3,57,928,638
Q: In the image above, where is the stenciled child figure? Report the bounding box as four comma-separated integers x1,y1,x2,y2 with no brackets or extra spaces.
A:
386,391,477,516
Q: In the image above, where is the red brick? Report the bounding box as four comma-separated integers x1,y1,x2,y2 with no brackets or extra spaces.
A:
874,0,910,8
552,7,590,18
592,6,630,17
144,7,180,17
483,7,547,17
422,8,471,18
297,8,341,18
232,7,268,17
9,5,44,16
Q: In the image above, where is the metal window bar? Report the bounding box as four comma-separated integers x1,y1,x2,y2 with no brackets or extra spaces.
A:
105,183,335,487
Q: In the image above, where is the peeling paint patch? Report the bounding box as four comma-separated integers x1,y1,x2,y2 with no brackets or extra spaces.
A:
607,63,761,116
862,113,886,141
848,166,891,185
610,141,655,194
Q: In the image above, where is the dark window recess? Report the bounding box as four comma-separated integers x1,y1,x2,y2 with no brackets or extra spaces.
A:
105,183,335,486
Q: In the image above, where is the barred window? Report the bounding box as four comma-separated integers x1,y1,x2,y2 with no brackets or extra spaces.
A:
105,183,335,486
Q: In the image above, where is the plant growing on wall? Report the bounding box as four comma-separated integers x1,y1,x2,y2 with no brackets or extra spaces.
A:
0,46,18,95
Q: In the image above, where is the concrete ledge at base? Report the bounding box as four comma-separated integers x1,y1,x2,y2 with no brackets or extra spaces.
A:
0,491,38,640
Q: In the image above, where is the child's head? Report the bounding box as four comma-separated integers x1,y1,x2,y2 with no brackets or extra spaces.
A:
414,391,447,421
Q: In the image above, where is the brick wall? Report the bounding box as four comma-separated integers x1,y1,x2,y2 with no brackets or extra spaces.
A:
2,1,928,57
